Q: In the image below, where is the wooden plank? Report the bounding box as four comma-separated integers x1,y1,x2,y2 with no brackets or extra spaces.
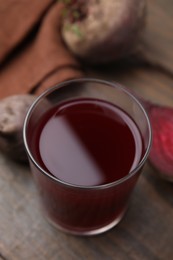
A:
1,67,173,259
87,65,173,106
0,155,173,259
140,0,173,74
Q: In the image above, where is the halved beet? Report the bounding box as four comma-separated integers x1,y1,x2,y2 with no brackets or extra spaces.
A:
149,105,173,182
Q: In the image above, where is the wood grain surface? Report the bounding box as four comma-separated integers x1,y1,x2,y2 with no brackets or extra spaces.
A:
0,0,173,259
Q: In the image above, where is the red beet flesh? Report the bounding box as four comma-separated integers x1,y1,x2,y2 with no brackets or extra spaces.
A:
149,106,173,181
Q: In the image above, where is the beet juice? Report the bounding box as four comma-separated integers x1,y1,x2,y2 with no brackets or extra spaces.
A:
27,97,144,234
32,98,143,185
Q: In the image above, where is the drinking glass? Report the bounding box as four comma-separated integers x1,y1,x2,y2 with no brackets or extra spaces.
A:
23,78,152,235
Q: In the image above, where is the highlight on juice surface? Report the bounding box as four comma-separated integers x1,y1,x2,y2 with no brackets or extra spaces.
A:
23,78,152,235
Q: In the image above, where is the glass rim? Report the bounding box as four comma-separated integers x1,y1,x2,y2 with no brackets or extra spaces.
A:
23,78,152,190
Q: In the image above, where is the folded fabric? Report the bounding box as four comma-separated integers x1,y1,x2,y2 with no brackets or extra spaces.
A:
0,0,83,99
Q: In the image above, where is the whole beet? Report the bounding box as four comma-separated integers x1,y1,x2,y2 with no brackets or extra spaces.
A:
61,0,146,64
0,95,36,162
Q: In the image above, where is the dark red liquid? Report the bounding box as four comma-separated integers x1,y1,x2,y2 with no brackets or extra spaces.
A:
29,98,144,233
32,98,143,186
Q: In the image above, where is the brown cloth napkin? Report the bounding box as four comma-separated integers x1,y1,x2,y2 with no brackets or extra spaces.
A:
0,0,83,99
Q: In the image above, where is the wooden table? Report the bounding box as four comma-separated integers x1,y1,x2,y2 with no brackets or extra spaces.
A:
0,0,173,259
